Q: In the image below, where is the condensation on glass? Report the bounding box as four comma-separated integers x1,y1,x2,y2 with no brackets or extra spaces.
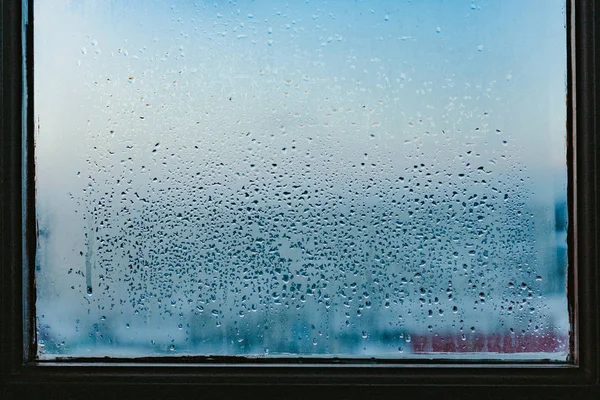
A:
34,0,569,360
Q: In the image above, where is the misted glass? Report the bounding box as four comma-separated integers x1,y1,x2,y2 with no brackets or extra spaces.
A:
35,0,569,359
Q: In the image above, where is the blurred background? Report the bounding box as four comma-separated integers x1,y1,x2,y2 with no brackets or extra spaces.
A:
34,0,569,359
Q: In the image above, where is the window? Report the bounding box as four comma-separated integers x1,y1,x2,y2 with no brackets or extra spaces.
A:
2,0,599,398
35,0,570,361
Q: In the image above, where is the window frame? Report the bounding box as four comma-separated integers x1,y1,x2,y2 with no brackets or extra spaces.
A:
1,0,599,398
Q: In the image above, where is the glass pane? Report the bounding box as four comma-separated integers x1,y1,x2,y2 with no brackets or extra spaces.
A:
34,0,569,360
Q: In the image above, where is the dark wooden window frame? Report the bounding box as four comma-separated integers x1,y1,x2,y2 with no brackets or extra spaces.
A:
1,0,599,398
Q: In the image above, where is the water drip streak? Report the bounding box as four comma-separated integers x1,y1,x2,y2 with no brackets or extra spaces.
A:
85,224,94,295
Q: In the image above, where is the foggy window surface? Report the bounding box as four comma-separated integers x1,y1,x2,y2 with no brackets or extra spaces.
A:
35,0,569,360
